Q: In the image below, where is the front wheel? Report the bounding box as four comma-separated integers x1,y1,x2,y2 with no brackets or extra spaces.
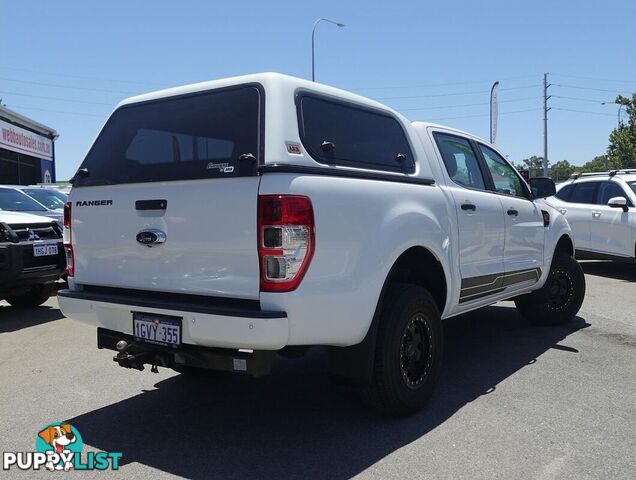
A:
6,284,54,308
515,252,585,325
362,285,443,415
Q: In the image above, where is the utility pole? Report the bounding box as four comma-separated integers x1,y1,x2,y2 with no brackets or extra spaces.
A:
543,73,551,177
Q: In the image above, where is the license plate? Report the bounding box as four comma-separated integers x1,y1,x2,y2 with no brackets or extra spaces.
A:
133,312,181,347
33,243,58,257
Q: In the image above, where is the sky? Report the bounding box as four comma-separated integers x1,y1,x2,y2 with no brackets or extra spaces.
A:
1,0,635,180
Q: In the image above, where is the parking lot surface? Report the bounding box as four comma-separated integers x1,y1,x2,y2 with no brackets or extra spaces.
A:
1,261,634,479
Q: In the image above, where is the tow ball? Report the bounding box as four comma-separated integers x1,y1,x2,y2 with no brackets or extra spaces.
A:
112,340,158,372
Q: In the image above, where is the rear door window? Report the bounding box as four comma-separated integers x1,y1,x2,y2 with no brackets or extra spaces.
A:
569,182,598,204
297,94,414,173
74,85,263,186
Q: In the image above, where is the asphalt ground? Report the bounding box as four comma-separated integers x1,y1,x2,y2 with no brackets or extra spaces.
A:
0,260,634,479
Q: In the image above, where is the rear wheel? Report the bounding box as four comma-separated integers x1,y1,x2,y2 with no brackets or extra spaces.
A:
515,252,585,325
6,284,54,308
362,285,443,415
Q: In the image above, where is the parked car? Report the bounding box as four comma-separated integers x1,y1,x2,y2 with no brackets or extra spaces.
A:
546,170,636,262
0,186,63,224
57,72,585,414
18,185,68,212
0,211,65,307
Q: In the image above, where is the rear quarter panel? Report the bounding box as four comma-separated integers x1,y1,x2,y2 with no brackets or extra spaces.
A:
258,173,453,346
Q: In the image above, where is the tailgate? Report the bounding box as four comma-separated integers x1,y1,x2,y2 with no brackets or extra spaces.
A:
70,84,264,299
71,179,260,299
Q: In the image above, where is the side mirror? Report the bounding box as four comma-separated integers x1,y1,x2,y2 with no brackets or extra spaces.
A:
529,177,556,199
607,196,628,212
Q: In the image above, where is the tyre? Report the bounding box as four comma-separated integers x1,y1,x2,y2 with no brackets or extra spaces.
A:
362,285,443,415
6,283,54,308
515,252,585,325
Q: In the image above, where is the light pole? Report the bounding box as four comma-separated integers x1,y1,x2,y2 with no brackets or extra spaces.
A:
312,18,345,82
601,101,624,127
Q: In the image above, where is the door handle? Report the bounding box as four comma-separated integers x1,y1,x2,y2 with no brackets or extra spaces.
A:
461,203,477,212
136,199,167,211
507,209,519,217
592,211,601,218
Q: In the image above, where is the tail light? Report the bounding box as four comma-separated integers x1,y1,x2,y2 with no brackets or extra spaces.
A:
63,201,74,276
63,202,71,229
258,195,314,292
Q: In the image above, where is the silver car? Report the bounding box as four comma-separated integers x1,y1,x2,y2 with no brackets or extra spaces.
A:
18,186,68,212
0,186,63,224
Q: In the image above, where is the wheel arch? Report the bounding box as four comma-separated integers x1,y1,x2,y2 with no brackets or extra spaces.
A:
555,234,575,257
328,245,448,385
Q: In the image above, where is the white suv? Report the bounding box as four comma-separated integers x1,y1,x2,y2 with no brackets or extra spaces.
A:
546,171,636,261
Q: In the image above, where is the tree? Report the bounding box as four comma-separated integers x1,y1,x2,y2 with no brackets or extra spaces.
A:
606,94,636,169
550,160,576,181
578,154,621,173
516,155,546,177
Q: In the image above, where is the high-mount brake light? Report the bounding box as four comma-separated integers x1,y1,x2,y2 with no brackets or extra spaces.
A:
63,201,74,276
258,195,315,292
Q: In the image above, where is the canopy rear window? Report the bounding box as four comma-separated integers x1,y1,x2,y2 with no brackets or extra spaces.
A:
74,85,263,186
297,94,415,173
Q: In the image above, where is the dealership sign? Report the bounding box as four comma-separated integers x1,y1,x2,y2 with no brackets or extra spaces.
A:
0,119,53,160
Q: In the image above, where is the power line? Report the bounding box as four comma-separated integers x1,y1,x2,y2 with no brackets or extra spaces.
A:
552,83,634,95
3,104,108,118
0,76,138,95
352,74,540,91
426,108,540,121
552,107,617,117
552,95,608,104
375,84,540,101
0,90,116,106
551,73,636,85
399,96,539,112
0,65,165,88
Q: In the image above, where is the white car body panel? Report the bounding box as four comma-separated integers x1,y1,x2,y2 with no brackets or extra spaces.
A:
0,210,60,225
71,178,261,299
548,174,636,259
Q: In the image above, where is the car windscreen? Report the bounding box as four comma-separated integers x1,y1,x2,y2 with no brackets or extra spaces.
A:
22,189,66,210
629,181,636,195
73,85,262,186
0,189,48,212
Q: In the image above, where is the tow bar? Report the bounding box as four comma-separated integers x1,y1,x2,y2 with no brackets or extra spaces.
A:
113,340,160,372
98,328,275,377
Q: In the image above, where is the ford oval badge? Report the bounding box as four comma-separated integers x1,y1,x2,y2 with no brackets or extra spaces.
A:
136,229,167,247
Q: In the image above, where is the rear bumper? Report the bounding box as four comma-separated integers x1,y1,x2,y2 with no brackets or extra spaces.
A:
57,288,289,350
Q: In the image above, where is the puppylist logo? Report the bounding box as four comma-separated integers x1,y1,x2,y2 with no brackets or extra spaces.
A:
2,422,122,472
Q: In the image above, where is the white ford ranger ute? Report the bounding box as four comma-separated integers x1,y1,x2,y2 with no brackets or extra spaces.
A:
58,73,585,414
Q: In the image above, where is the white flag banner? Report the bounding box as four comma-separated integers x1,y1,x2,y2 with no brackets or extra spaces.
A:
490,81,499,144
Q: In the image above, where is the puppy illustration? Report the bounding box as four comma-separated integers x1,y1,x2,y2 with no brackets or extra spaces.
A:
38,424,76,471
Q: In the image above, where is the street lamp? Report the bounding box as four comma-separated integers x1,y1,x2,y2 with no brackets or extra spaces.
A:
311,18,345,82
601,101,624,127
